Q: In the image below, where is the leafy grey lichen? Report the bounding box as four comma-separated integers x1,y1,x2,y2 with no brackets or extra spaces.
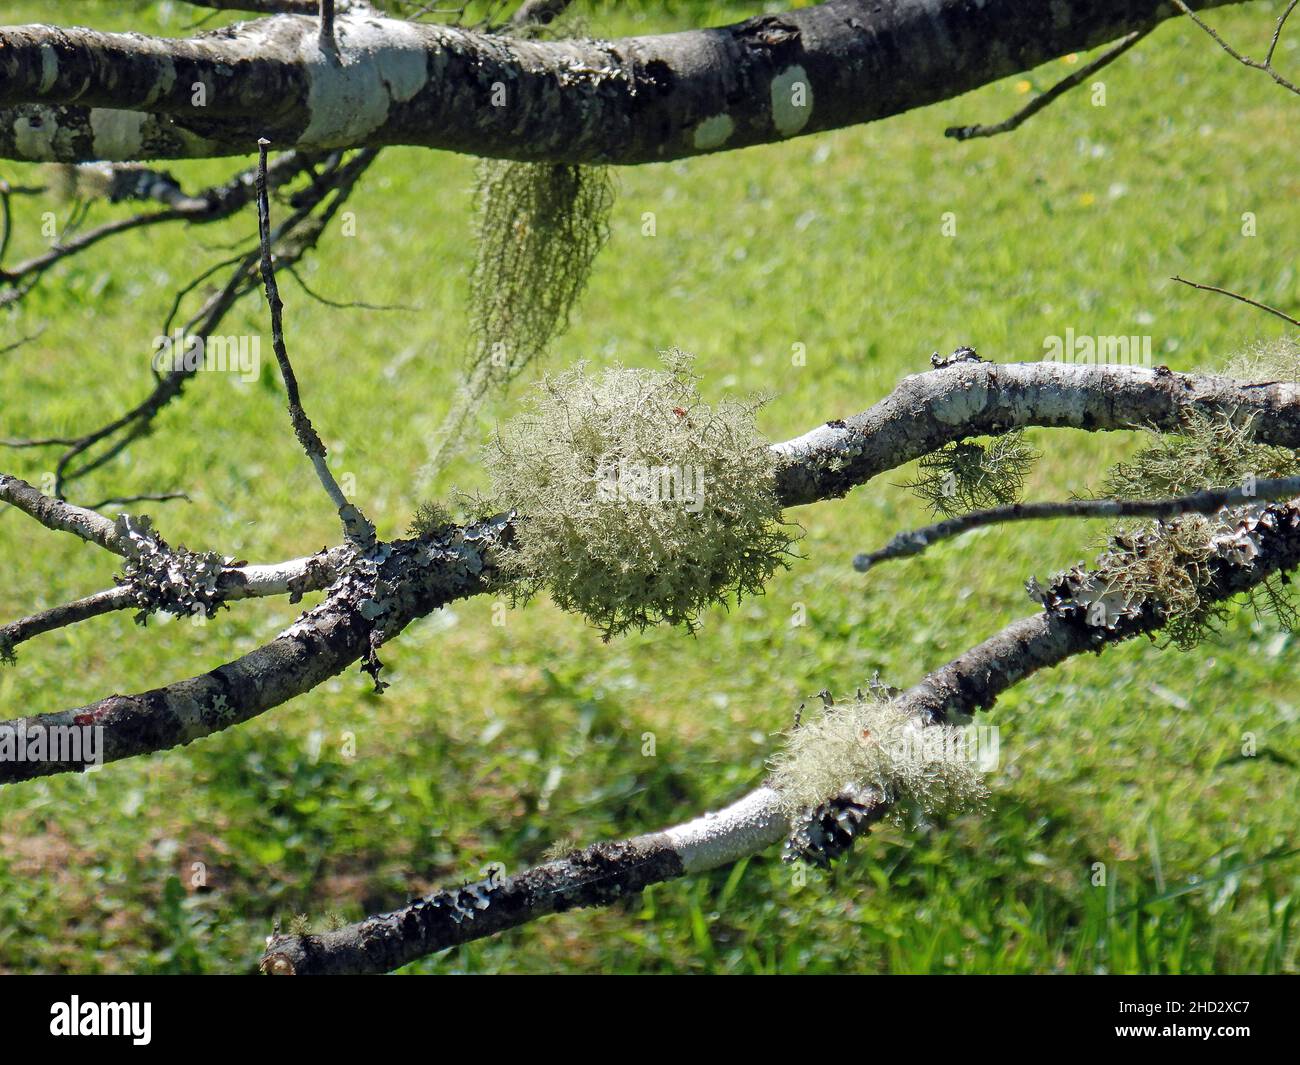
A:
485,352,796,639
113,514,229,624
1093,405,1300,646
1031,504,1300,650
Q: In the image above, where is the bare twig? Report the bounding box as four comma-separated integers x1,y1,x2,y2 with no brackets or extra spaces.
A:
1172,0,1300,95
319,0,338,55
1170,275,1300,329
946,28,1152,140
854,477,1300,571
0,153,315,306
0,150,375,501
0,587,136,660
83,491,190,510
255,139,374,545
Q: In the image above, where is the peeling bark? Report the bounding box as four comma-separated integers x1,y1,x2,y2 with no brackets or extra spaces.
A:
0,1,1245,164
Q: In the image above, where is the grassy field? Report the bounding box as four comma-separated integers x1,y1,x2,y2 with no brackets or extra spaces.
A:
0,1,1297,974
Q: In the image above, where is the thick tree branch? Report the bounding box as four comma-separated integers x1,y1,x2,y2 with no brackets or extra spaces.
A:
772,361,1300,507
0,1,1247,164
0,514,513,785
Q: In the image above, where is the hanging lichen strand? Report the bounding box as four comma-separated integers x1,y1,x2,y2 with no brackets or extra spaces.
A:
484,352,797,639
770,691,989,867
424,158,615,478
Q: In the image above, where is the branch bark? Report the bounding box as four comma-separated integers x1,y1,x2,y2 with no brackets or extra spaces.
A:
0,0,1247,164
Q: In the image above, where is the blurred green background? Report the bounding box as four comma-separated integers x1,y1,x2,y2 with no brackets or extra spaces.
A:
0,1,1296,973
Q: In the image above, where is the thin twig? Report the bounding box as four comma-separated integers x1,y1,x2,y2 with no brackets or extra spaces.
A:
319,0,338,55
255,139,374,545
946,28,1152,140
285,264,419,311
84,491,190,510
854,477,1300,572
1171,275,1300,328
1171,0,1300,95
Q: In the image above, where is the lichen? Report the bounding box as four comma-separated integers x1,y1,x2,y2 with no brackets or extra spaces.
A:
113,514,229,624
770,690,989,865
1095,405,1300,646
424,144,615,476
484,352,797,638
407,499,456,538
901,431,1037,517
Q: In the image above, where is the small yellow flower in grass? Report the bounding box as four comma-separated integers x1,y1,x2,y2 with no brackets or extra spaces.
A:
1015,79,1033,94
1079,192,1097,207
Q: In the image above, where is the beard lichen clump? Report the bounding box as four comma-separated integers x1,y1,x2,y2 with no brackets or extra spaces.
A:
485,353,795,639
770,692,989,865
1096,405,1300,646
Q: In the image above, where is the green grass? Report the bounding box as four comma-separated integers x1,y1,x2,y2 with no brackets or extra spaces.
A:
0,0,1297,974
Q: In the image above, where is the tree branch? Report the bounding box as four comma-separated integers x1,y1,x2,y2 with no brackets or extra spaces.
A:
260,494,1300,973
1171,274,1300,329
945,27,1152,141
0,1,1249,164
9,360,1300,784
255,139,375,546
854,477,1300,572
1172,0,1300,96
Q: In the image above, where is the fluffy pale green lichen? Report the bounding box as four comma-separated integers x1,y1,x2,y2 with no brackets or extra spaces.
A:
407,499,456,538
485,352,796,638
1221,335,1300,384
769,691,989,828
902,431,1037,517
1104,409,1299,500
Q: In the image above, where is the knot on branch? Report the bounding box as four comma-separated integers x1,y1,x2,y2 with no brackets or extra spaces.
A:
113,515,229,623
929,345,983,369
